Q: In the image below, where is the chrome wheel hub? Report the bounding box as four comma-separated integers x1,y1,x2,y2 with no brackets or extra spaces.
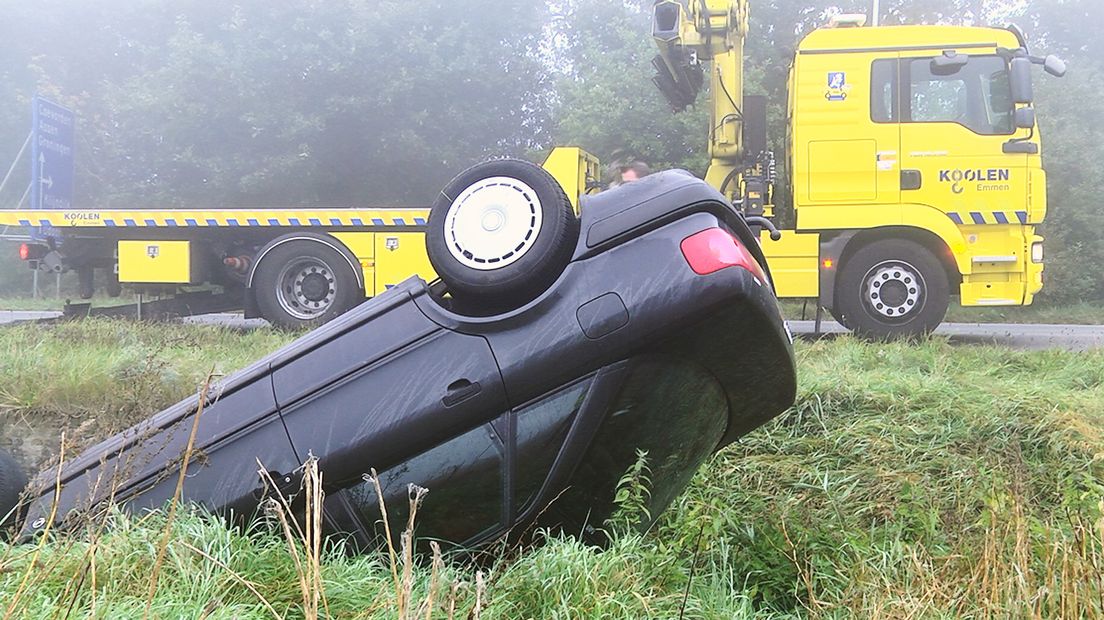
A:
863,260,925,321
276,257,336,320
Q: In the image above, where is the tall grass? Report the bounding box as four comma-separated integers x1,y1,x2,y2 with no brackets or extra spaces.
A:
0,322,1102,617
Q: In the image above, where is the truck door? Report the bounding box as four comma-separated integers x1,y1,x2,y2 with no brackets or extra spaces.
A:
794,50,901,216
897,53,1027,226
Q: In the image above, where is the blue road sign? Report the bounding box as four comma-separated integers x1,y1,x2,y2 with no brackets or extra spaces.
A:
30,96,75,210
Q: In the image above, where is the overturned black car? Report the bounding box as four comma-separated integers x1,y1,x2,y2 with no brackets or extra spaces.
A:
1,160,796,550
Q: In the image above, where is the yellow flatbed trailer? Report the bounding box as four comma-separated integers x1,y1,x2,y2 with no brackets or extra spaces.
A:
3,149,598,328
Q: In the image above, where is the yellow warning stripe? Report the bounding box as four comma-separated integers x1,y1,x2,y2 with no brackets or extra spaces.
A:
0,208,432,229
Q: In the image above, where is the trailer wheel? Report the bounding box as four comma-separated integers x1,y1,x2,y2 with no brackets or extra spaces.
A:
106,271,123,298
426,159,578,311
253,239,361,329
835,239,949,339
0,449,27,532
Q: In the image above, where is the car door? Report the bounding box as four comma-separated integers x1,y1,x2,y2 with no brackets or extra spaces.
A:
270,291,508,538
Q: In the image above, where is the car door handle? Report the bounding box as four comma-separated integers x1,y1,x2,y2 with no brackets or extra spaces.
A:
442,379,481,407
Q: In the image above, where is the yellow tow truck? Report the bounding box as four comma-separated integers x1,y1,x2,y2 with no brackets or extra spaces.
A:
4,3,1064,337
650,1,1065,336
2,150,595,328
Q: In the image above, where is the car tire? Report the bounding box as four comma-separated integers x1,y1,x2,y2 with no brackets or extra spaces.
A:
426,159,578,311
835,239,949,339
0,449,27,531
253,238,362,329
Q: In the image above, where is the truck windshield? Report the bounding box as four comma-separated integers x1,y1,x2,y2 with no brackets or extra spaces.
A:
905,55,1014,135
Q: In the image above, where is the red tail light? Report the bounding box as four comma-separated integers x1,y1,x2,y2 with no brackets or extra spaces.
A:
680,228,766,282
19,243,47,261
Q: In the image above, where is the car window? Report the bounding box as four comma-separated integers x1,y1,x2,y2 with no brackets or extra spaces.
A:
539,357,728,538
514,377,593,515
344,421,504,546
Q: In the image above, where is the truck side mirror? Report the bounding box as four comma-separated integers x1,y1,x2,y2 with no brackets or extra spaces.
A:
1044,55,1067,78
1014,107,1035,129
1010,57,1033,104
931,51,967,75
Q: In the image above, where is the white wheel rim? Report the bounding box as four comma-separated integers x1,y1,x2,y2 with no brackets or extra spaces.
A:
443,176,543,271
862,260,926,321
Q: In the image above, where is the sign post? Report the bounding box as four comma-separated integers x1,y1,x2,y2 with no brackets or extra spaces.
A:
30,96,75,210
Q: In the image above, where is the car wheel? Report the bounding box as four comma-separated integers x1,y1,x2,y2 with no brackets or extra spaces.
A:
0,449,27,532
254,238,362,329
426,159,578,311
835,239,949,339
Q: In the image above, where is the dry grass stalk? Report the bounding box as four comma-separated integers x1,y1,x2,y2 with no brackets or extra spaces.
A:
367,468,402,607
2,430,67,620
142,370,215,619
401,483,429,618
421,541,443,620
358,470,464,620
472,570,485,620
260,454,331,620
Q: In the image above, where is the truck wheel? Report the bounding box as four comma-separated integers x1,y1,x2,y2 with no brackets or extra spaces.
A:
827,306,852,330
78,266,95,299
106,271,123,298
835,239,949,339
253,239,362,329
426,159,578,311
0,449,27,532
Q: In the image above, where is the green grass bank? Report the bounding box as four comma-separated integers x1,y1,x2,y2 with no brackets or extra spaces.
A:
0,321,1102,618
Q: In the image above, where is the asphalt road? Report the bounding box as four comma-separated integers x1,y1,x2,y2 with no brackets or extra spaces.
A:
1,309,1101,351
788,320,1104,351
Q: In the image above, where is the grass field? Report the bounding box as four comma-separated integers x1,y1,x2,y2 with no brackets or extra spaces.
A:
1,320,1103,618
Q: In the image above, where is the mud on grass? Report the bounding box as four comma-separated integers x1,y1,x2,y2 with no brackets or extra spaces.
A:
1,324,1104,617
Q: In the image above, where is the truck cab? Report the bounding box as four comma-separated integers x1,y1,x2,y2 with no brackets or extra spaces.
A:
787,23,1057,334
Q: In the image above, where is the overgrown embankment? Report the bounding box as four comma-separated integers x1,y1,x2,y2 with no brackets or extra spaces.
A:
0,320,292,466
1,321,1102,618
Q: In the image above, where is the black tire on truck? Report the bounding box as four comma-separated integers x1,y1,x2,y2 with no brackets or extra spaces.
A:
106,270,123,298
253,237,362,329
827,306,852,330
0,449,27,533
835,239,949,339
426,159,578,312
77,266,95,299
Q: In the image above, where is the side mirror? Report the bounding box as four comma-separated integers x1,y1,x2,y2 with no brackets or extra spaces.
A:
1010,57,1033,104
931,51,968,75
1044,55,1067,78
1014,107,1035,129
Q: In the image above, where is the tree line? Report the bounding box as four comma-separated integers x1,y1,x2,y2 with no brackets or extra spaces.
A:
0,0,1099,303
